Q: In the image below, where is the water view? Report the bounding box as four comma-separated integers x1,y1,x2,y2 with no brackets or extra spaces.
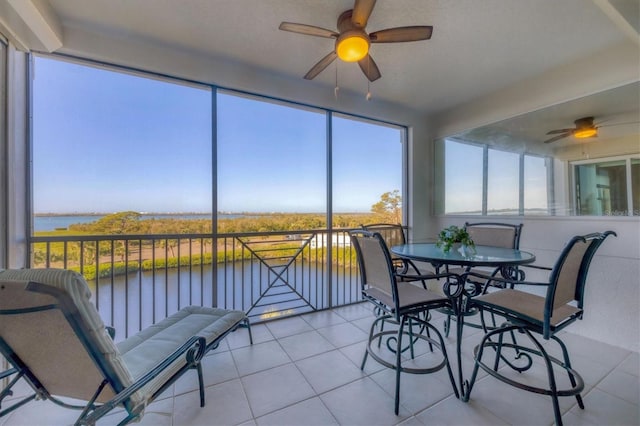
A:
34,213,247,232
89,258,359,339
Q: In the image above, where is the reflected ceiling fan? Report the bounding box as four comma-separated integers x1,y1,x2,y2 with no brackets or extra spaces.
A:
278,0,433,82
543,116,639,143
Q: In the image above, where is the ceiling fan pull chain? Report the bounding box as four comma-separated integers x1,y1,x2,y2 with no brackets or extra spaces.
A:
334,62,340,99
366,57,372,101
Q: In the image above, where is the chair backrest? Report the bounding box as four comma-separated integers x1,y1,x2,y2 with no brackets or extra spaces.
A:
0,269,139,407
361,223,407,248
350,230,399,310
543,231,616,334
464,222,523,249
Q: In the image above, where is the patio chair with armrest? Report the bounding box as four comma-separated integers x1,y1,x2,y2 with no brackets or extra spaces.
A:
0,268,251,425
360,224,440,349
361,223,425,277
462,231,616,426
350,230,460,415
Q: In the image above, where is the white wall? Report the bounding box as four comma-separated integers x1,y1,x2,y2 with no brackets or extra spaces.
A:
3,45,29,269
421,40,640,352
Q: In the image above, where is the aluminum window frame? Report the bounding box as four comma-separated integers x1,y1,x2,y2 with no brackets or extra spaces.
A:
570,154,640,216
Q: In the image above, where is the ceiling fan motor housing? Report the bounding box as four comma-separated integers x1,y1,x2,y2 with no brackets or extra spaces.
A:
575,117,595,128
574,117,597,139
336,10,370,62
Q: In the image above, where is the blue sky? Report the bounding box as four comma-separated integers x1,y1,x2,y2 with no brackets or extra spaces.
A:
33,57,402,214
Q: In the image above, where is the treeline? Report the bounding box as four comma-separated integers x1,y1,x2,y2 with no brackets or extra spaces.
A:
63,211,391,235
65,245,357,281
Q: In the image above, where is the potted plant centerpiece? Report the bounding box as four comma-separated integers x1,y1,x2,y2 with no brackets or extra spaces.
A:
436,225,476,255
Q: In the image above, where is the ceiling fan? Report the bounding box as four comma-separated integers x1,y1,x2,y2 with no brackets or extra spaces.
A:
543,116,639,143
278,0,433,82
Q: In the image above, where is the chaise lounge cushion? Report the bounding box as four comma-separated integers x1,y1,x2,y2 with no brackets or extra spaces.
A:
118,306,246,399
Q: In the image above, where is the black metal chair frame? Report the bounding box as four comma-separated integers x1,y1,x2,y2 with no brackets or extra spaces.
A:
351,230,461,415
361,223,439,346
462,231,616,426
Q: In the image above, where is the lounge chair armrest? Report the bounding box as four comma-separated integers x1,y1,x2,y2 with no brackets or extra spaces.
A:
80,336,206,425
105,326,116,340
0,367,18,380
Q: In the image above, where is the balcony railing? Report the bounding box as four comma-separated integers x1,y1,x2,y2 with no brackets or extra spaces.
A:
29,229,362,339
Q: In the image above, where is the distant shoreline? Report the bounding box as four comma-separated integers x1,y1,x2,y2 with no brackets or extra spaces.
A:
33,211,373,232
34,212,213,217
34,211,368,217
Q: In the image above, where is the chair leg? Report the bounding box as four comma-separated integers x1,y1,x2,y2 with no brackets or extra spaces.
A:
407,317,416,359
462,344,481,401
428,320,459,399
552,335,584,409
394,315,407,415
443,314,451,337
377,317,386,349
362,315,384,370
360,348,369,370
197,362,205,407
492,330,505,371
372,306,386,349
245,318,253,345
524,330,562,426
424,319,434,353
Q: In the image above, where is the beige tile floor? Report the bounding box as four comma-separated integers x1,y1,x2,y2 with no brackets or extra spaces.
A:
1,303,638,426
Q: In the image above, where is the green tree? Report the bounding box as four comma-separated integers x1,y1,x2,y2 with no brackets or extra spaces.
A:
93,211,142,234
371,190,402,223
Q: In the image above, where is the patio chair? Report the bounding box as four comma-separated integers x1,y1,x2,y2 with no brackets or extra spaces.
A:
0,268,251,425
462,231,616,426
350,230,460,414
442,222,523,336
361,223,425,277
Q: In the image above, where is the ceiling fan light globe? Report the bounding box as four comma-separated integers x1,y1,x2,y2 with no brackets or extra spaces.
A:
574,128,598,138
336,32,369,62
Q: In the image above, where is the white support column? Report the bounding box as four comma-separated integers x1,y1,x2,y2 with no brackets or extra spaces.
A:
4,44,29,268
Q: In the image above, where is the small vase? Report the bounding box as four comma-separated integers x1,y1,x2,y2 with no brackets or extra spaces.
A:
455,243,474,256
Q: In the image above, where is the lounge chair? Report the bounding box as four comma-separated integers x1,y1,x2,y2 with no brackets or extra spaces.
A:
0,268,251,425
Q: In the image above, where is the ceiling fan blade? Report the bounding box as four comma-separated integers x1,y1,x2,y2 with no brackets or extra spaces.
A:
599,121,640,127
352,0,376,28
543,133,571,144
304,51,338,80
546,128,575,135
370,26,433,43
279,22,338,38
358,54,381,82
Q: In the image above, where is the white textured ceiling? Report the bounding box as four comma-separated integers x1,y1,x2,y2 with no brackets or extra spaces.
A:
459,81,640,149
41,0,634,115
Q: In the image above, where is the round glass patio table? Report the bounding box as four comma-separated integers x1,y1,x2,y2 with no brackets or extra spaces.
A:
390,243,535,268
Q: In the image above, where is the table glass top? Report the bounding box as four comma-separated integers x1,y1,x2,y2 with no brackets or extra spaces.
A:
390,243,535,266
